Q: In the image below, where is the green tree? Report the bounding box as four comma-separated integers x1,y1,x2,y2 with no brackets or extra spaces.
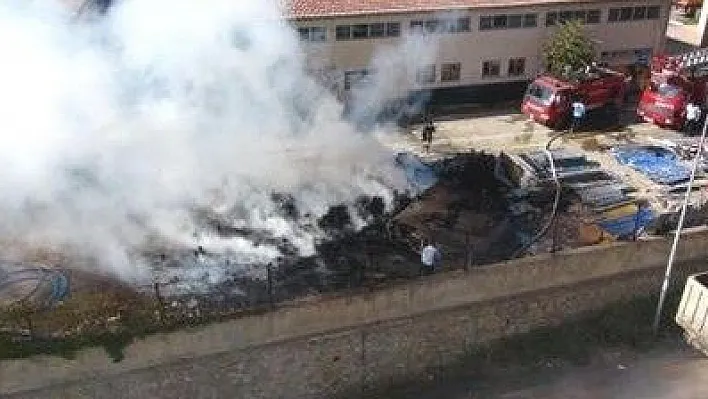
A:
542,20,596,78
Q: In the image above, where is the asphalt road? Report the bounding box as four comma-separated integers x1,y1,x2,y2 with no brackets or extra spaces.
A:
401,338,708,399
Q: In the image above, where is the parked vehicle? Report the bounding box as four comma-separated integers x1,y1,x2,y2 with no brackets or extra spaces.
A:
676,271,708,356
637,49,708,130
673,0,702,16
521,66,629,129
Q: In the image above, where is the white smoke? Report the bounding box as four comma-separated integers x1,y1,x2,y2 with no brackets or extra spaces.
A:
0,0,437,289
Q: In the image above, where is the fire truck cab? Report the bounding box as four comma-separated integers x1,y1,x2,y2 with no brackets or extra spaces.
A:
637,49,708,130
522,66,629,129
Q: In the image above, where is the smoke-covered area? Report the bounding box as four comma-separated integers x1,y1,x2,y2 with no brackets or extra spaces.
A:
0,0,436,290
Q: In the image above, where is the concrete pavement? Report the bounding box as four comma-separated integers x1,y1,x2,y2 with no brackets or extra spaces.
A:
403,338,708,399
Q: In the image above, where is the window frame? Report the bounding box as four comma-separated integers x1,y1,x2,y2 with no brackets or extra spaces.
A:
310,27,326,42
335,25,351,40
587,9,601,24
456,17,472,32
619,7,632,21
351,24,369,39
559,10,573,23
523,13,538,27
416,65,437,84
546,12,558,27
633,6,647,20
647,5,661,19
424,19,440,33
386,22,401,37
508,14,523,28
441,62,462,82
493,15,508,29
298,27,327,42
573,10,586,23
344,70,373,91
298,27,310,41
482,60,501,78
480,16,493,30
370,23,385,38
508,57,526,77
608,8,620,22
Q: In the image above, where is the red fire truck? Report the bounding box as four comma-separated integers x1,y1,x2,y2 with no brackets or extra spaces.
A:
521,66,629,129
636,49,708,130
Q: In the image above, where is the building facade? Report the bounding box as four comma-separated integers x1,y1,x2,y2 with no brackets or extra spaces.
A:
287,0,669,104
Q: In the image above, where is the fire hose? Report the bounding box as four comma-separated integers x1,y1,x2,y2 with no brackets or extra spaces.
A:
0,266,70,308
511,130,565,258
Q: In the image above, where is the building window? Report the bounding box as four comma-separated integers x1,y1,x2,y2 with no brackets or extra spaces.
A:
416,65,436,84
386,22,401,36
411,17,471,34
609,7,634,22
608,8,618,22
482,60,501,77
456,17,472,32
620,7,632,21
547,9,601,25
370,23,385,38
344,70,373,90
633,6,646,20
336,25,351,40
298,28,309,41
587,9,601,24
336,22,401,40
441,63,461,82
546,12,557,26
647,6,661,19
559,11,573,23
508,58,526,76
352,24,369,39
297,27,326,42
480,14,536,30
508,14,523,28
524,14,538,27
574,10,586,22
493,15,508,29
424,20,440,33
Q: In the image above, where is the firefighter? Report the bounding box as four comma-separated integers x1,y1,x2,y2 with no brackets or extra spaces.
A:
421,116,436,152
685,102,702,136
420,239,442,275
570,96,586,133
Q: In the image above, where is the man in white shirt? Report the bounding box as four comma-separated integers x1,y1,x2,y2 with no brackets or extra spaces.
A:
420,241,441,274
571,97,586,133
685,102,702,136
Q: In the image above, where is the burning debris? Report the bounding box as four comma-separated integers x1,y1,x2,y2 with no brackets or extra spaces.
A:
95,151,516,305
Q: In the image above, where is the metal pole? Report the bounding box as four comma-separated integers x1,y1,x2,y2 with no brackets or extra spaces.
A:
652,117,708,335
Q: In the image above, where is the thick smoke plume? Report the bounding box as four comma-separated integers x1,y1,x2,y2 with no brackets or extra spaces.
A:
0,0,436,289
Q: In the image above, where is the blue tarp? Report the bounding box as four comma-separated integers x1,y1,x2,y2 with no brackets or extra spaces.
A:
612,146,690,185
395,152,438,194
598,207,655,238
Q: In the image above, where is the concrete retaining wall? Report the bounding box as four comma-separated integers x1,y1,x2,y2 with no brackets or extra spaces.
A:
3,228,708,398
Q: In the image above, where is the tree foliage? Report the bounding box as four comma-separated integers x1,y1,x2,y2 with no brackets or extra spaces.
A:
542,20,596,78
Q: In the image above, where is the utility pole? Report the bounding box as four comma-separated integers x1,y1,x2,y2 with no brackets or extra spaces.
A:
653,117,708,335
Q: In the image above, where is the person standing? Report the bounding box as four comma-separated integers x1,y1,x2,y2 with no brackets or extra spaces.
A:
570,97,586,133
422,118,436,152
420,240,441,275
685,102,701,136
